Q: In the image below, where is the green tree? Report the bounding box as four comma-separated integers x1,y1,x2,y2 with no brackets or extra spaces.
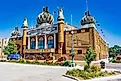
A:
83,46,97,71
109,45,121,59
3,41,18,56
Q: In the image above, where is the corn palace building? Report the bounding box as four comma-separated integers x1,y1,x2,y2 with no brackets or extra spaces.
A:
9,7,108,61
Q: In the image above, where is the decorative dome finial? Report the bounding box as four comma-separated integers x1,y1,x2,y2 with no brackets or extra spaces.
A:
81,11,95,26
22,18,28,28
57,7,64,22
43,7,49,13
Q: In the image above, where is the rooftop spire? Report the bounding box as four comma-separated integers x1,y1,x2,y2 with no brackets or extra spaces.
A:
86,0,88,11
57,7,64,22
22,18,28,28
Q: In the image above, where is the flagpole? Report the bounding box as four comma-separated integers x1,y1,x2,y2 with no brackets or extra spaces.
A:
71,14,72,26
86,0,88,11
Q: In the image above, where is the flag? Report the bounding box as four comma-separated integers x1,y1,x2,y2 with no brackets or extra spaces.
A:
53,11,56,14
96,21,98,23
97,23,100,26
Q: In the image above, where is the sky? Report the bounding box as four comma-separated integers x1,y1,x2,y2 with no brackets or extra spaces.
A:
0,0,121,47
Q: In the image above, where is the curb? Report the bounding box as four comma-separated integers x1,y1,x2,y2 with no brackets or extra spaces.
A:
63,75,80,81
0,62,74,69
63,69,121,81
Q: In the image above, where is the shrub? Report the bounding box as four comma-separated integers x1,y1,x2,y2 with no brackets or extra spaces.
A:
66,69,116,80
57,56,68,62
40,61,48,65
57,62,64,66
31,60,40,64
109,71,115,75
84,64,89,71
26,60,31,64
18,58,26,63
79,71,91,79
62,61,72,67
83,46,97,72
51,62,60,66
66,69,80,77
90,65,101,72
110,59,116,63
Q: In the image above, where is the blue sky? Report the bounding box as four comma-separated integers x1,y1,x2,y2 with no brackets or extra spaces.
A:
0,0,121,47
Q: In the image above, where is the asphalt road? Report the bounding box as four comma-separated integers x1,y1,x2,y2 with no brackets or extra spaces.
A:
0,62,74,81
106,63,121,70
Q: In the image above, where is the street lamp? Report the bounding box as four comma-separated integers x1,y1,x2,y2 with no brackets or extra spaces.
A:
105,42,109,69
60,47,62,57
71,30,75,67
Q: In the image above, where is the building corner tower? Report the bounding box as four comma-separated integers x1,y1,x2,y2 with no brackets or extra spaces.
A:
22,18,28,58
57,8,65,57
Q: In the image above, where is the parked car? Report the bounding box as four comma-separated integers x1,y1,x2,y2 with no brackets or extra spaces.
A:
8,54,20,60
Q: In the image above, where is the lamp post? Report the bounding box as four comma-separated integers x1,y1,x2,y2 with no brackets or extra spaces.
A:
71,30,74,67
105,42,109,69
60,47,62,57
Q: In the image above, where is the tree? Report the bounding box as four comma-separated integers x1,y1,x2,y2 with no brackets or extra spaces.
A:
3,41,18,56
83,46,97,71
109,45,121,59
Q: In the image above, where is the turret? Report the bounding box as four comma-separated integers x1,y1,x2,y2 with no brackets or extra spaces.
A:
11,27,21,37
81,11,96,29
22,18,28,57
57,8,65,56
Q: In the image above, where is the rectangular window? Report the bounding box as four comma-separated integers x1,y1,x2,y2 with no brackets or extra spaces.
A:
85,29,89,32
77,50,82,54
30,41,36,49
38,40,44,49
5,41,6,44
48,40,54,48
77,30,81,33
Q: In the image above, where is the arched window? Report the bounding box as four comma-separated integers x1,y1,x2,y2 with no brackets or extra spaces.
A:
38,37,44,49
48,36,54,48
30,38,36,49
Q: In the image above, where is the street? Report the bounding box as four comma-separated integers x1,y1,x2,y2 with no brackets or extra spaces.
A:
106,63,121,70
0,62,121,81
0,62,74,81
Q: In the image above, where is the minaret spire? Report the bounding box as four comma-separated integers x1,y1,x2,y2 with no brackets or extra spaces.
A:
71,14,72,25
57,7,65,57
22,18,28,58
57,8,64,22
86,0,88,11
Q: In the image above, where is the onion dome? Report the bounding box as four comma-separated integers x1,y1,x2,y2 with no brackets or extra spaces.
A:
11,27,21,37
37,7,54,25
81,11,95,25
